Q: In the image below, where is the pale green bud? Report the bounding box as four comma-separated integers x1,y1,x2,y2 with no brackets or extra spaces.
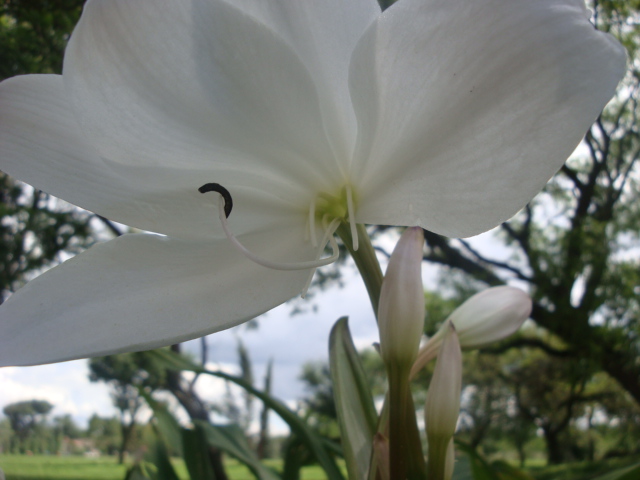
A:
425,321,462,441
425,322,462,480
378,227,425,370
411,286,531,379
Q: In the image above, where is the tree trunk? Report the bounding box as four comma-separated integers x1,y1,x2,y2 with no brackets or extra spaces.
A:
543,428,565,465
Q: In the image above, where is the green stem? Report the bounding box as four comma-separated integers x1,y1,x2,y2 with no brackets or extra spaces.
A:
426,436,449,480
336,223,383,320
388,366,428,480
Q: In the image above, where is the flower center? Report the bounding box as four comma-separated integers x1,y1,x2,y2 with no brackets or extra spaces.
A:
199,182,359,298
199,182,340,271
308,184,359,252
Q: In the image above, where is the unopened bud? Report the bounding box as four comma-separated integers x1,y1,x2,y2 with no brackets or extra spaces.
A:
425,322,462,441
411,286,531,379
425,322,461,480
449,286,532,348
378,227,425,369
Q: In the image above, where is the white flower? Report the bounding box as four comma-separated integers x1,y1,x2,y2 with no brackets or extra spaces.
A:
0,0,625,365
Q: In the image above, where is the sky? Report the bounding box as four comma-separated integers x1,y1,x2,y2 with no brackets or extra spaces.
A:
0,228,506,434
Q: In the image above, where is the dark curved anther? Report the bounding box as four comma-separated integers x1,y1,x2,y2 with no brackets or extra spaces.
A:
199,183,233,218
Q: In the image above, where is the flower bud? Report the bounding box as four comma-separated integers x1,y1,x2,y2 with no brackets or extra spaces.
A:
410,286,531,379
425,322,462,441
444,439,455,480
425,322,461,480
449,286,532,348
378,227,425,369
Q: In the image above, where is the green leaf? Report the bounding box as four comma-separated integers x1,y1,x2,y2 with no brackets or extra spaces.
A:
454,442,498,480
281,435,311,480
147,436,181,480
181,427,216,480
124,463,155,480
451,456,474,480
591,462,640,480
196,421,280,480
139,390,183,457
329,317,378,480
149,348,345,480
490,460,534,480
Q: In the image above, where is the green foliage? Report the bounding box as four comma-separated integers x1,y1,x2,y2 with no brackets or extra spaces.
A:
329,318,378,480
147,348,346,480
90,353,166,464
3,400,53,452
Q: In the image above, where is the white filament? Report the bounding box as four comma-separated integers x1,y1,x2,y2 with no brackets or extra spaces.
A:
217,199,339,271
346,184,358,251
300,216,341,298
308,198,318,248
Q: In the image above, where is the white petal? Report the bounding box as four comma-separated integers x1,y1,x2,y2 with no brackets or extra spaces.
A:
64,0,344,193
227,0,380,162
0,75,305,239
0,228,313,366
350,0,626,237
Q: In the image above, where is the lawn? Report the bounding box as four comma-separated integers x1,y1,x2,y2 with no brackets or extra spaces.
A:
2,453,639,480
0,454,331,480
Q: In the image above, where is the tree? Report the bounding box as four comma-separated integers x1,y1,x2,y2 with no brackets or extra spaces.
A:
87,414,122,456
3,400,53,452
89,353,165,463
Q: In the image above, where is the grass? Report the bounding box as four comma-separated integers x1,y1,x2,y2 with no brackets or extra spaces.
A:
0,454,332,480
526,456,640,480
3,453,639,480
0,455,128,480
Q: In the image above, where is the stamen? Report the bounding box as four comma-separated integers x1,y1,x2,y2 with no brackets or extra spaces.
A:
346,184,359,251
308,198,318,248
200,184,339,271
301,216,341,298
199,183,232,218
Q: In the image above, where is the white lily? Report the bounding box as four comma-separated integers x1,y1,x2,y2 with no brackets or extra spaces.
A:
0,0,625,366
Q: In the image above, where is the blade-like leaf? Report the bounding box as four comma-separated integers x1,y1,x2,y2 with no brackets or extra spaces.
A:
182,427,216,480
450,456,474,480
140,390,183,457
591,462,640,480
329,317,378,480
196,421,280,480
454,442,498,480
282,435,310,480
149,348,345,480
147,435,181,480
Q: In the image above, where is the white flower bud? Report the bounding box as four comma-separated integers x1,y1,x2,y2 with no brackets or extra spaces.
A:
378,227,425,369
425,322,462,480
449,286,532,348
425,322,462,442
411,286,531,379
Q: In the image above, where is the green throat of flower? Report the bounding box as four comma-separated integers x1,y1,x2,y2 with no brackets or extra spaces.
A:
308,184,359,252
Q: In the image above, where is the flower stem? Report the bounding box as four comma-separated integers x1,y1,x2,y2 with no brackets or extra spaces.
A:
336,223,383,320
387,365,428,480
